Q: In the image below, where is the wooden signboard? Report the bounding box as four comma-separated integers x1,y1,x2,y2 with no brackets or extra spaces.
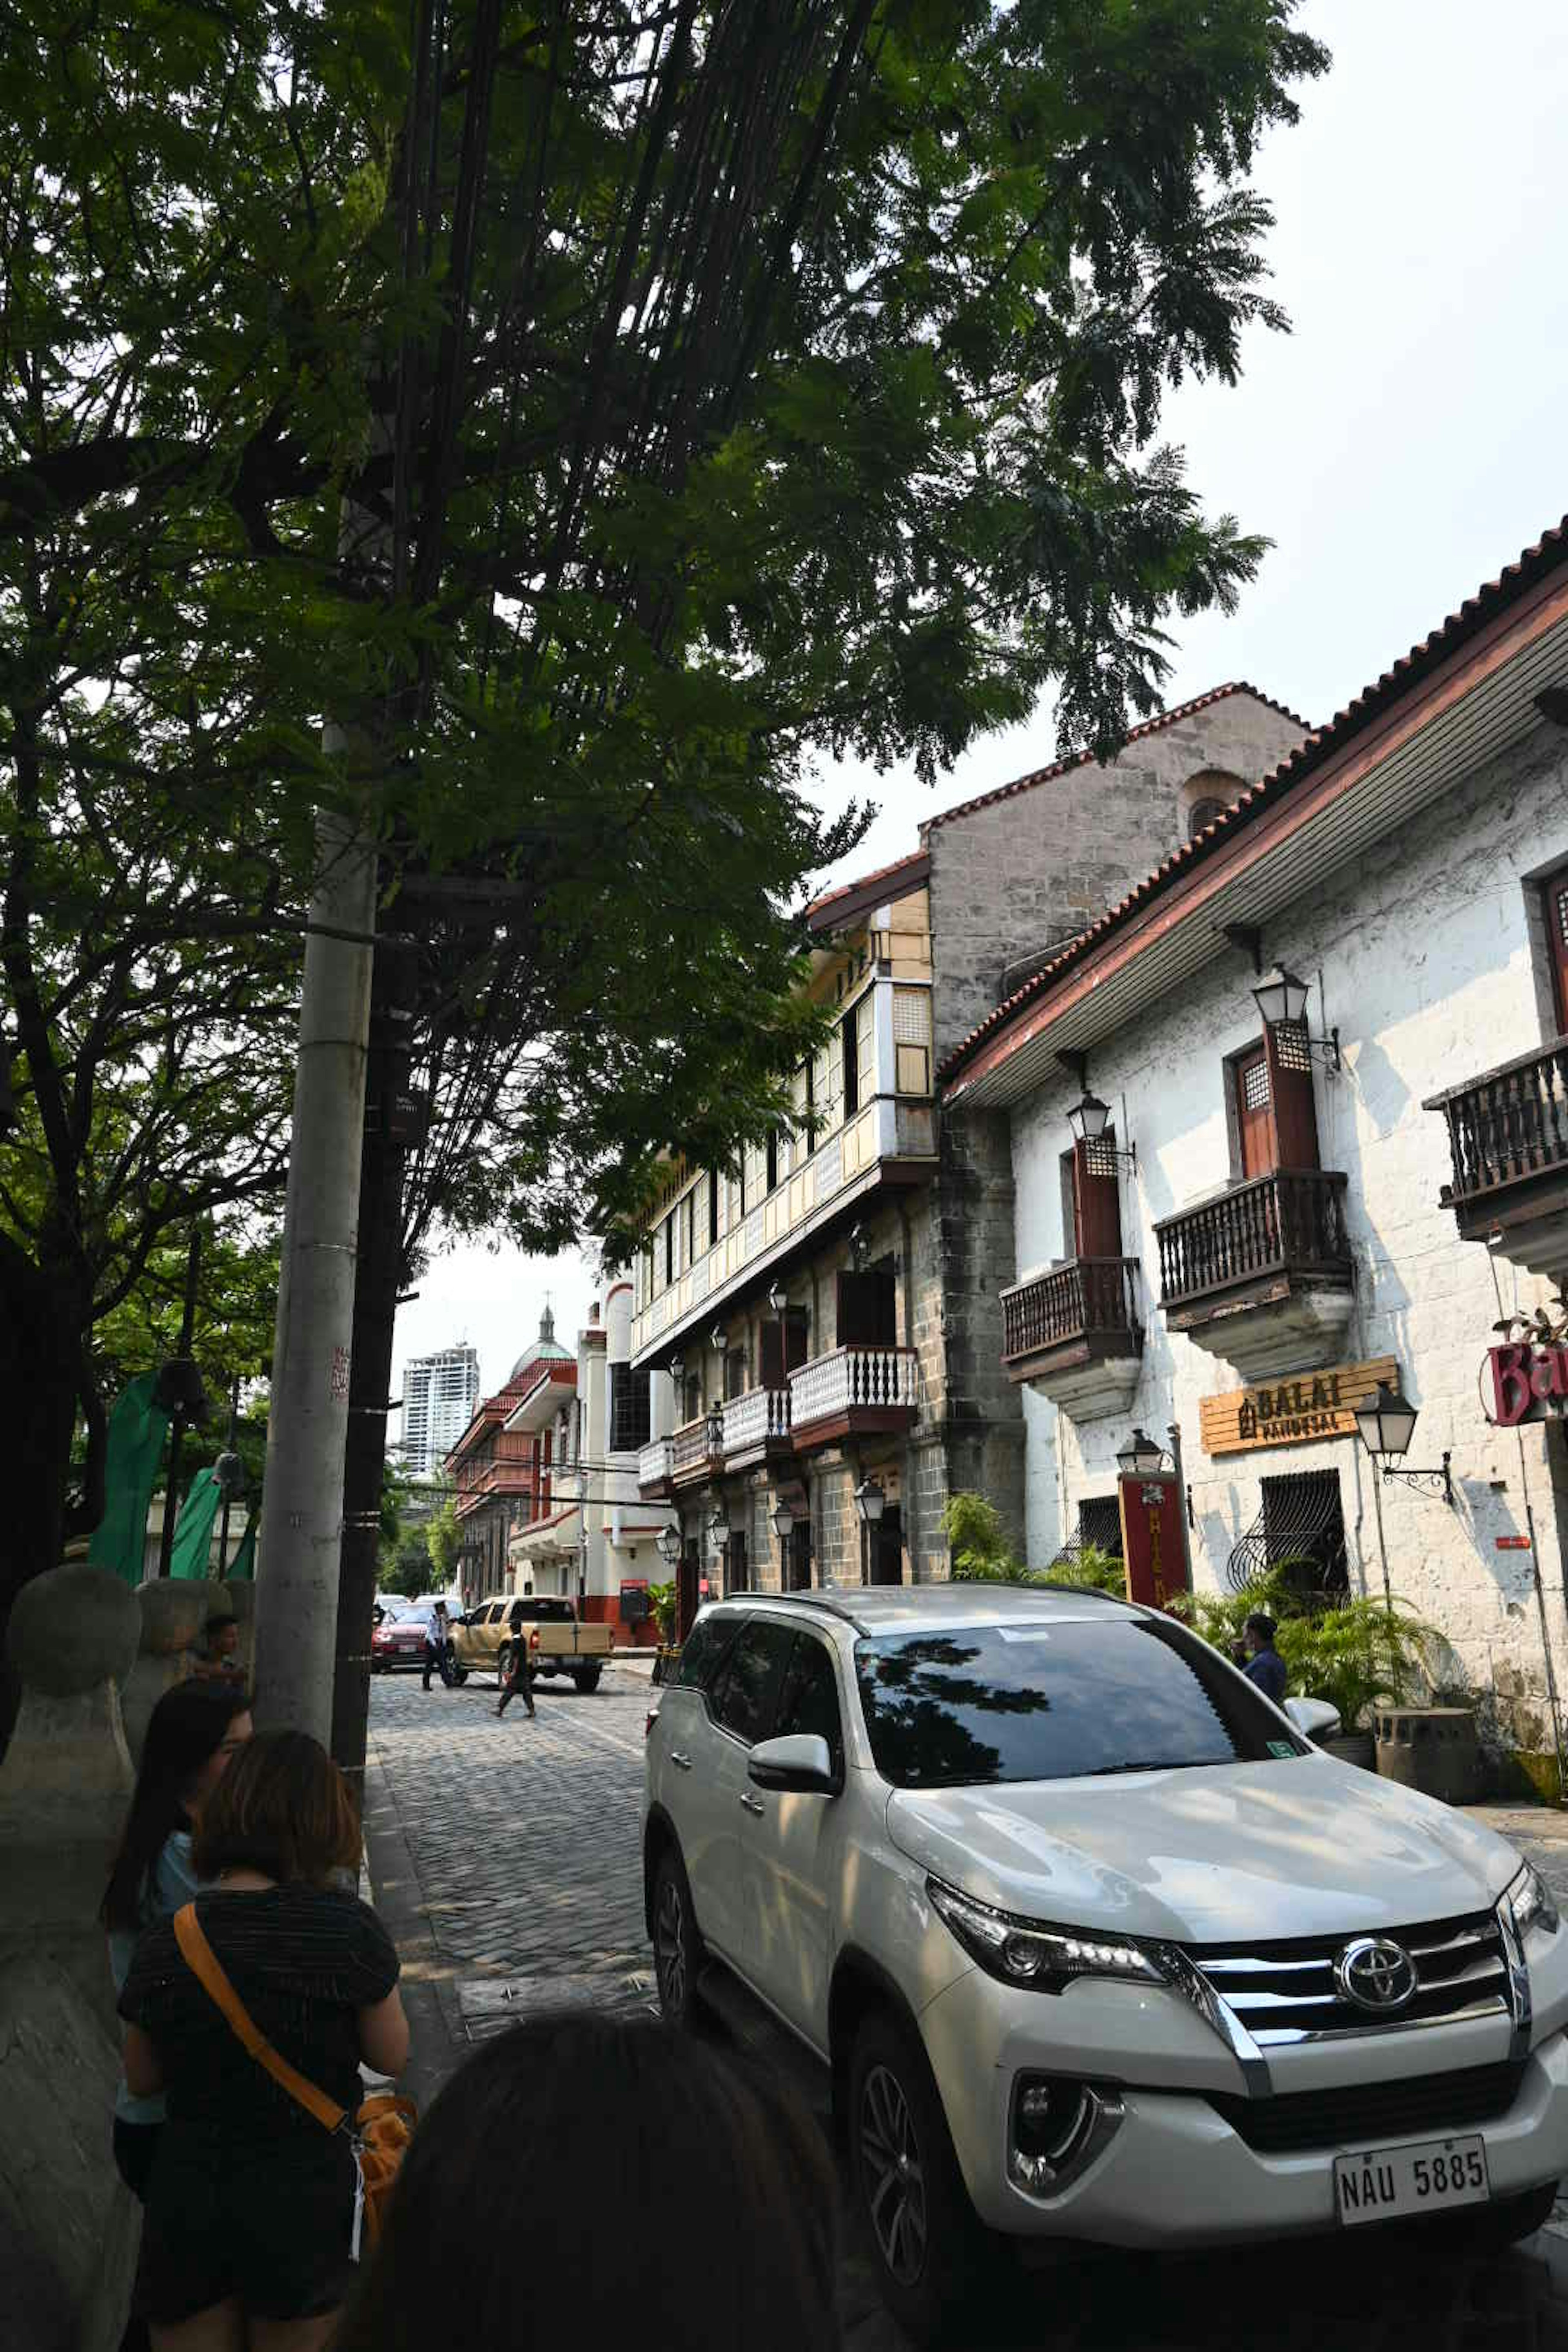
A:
1199,1356,1398,1459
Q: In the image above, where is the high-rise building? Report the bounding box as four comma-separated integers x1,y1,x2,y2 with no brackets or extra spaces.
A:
401,1344,481,1479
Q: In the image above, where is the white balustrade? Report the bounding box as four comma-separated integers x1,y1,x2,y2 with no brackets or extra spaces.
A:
722,1387,791,1457
637,1437,673,1490
788,1346,919,1426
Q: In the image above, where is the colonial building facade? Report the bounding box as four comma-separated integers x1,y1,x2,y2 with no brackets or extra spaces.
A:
445,1307,573,1599
629,687,1305,1632
942,515,1568,1789
505,1292,670,1643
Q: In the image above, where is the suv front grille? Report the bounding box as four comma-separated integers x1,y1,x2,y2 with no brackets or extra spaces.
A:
1183,1909,1510,2045
1205,2058,1526,2154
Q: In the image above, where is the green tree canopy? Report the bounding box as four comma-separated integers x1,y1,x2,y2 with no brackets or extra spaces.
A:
0,0,1326,1660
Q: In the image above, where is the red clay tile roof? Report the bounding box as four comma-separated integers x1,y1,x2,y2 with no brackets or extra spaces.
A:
806,849,931,929
940,517,1568,1085
921,682,1308,834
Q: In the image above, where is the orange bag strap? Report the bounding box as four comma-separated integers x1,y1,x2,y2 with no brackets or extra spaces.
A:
172,1902,347,2136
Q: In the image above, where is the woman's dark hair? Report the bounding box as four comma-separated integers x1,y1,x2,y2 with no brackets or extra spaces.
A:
192,1728,360,1885
335,2014,840,2352
101,1681,254,1933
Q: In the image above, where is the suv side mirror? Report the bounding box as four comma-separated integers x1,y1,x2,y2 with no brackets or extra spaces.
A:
748,1733,840,1795
1284,1696,1342,1744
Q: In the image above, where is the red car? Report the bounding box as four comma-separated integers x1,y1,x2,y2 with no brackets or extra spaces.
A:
371,1603,438,1673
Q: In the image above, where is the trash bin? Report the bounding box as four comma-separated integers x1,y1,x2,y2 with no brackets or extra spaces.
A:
1374,1707,1479,1803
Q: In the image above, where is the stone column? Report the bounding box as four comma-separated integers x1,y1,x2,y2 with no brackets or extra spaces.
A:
122,1579,206,1767
0,1563,143,2352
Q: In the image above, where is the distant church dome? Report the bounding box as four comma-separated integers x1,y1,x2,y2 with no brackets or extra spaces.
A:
509,1303,572,1382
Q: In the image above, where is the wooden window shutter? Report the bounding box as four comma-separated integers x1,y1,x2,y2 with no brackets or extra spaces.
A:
1071,1138,1123,1259
1264,1022,1321,1171
838,1268,896,1348
759,1320,786,1389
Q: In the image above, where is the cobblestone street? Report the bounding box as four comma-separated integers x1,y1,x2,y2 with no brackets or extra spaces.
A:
364,1668,1568,2350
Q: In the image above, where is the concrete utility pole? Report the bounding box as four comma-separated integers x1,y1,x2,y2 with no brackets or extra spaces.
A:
253,800,379,1739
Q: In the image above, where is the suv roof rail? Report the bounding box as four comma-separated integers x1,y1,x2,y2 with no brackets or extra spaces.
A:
732,1587,873,1635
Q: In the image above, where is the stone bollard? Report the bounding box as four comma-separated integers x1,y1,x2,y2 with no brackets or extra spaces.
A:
122,1579,206,1766
216,1576,258,1685
0,1564,144,2352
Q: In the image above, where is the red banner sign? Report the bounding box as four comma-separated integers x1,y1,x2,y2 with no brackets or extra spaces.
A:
1483,1343,1568,1428
1117,1474,1189,1613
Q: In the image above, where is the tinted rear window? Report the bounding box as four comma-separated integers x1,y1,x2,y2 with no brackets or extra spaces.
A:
514,1599,574,1622
853,1618,1305,1789
674,1609,743,1693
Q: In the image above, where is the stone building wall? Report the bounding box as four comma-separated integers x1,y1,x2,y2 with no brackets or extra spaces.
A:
1006,715,1568,1751
924,690,1306,1065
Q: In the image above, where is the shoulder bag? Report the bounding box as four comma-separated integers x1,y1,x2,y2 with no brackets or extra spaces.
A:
172,1901,416,2257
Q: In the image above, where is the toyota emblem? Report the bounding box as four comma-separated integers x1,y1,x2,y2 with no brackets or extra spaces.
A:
1334,1935,1417,2013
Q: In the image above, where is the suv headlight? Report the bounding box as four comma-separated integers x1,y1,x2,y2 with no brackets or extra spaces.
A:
927,1876,1171,1993
1507,1860,1561,1942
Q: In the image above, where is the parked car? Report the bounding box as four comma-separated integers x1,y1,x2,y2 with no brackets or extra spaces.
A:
371,1600,440,1672
643,1584,1568,2342
448,1595,612,1693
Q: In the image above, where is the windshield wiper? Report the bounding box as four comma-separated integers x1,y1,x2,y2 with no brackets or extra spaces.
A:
1087,1757,1218,1776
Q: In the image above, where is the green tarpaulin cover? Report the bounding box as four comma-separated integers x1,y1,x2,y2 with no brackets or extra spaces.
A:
225,1519,257,1581
87,1372,171,1589
169,1465,223,1579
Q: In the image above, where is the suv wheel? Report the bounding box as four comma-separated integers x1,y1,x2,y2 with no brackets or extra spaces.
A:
572,1660,603,1693
652,1850,704,2029
448,1661,468,1686
849,2010,980,2345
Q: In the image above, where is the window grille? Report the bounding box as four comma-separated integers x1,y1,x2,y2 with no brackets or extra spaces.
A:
1227,1470,1347,1599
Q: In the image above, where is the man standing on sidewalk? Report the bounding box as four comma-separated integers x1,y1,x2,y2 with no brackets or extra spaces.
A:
496,1596,535,1719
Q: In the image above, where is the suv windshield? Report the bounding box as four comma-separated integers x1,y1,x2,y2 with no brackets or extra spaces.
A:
854,1616,1305,1788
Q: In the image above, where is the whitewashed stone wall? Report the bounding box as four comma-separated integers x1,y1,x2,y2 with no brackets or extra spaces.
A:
1008,715,1568,1734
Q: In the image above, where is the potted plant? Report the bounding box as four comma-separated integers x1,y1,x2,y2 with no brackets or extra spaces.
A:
1276,1598,1435,1770
648,1580,679,1684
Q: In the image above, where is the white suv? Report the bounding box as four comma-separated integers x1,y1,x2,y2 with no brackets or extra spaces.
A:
642,1584,1568,2341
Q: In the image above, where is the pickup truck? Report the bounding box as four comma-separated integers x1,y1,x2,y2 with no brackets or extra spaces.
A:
448,1595,612,1693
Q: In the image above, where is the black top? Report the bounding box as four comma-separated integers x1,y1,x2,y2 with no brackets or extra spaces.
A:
1243,1646,1289,1705
119,1886,399,2145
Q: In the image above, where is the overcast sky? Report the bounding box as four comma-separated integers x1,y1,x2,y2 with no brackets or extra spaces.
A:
392,0,1568,1429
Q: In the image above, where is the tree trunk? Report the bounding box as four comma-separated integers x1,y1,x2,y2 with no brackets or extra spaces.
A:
332,933,414,1813
0,1236,87,1756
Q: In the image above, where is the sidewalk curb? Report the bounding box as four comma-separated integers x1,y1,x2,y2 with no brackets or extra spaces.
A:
361,1735,470,2114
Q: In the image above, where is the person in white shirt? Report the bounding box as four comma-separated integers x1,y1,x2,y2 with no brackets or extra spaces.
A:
423,1600,451,1692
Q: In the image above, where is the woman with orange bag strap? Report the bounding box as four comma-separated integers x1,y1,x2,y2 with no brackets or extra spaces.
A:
118,1731,412,2352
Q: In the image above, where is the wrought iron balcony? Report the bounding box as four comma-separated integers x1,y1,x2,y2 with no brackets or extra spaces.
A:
1154,1169,1353,1380
721,1385,793,1472
1000,1258,1143,1421
1424,1038,1568,1283
789,1345,920,1451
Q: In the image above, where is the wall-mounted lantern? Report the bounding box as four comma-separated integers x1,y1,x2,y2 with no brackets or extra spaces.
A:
656,1524,682,1566
1251,964,1341,1072
1115,1428,1168,1479
854,1476,886,1526
1353,1382,1453,1504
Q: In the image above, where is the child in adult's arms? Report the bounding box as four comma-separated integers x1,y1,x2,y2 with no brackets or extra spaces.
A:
118,1730,411,2352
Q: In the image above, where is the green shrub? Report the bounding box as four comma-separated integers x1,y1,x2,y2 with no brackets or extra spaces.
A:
944,1492,1030,1581
1276,1598,1435,1729
1039,1544,1127,1599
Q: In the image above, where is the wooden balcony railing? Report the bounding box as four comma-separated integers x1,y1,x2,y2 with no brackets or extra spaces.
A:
722,1386,791,1457
1001,1258,1140,1362
1426,1038,1568,1204
671,1414,721,1481
1155,1169,1351,1309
